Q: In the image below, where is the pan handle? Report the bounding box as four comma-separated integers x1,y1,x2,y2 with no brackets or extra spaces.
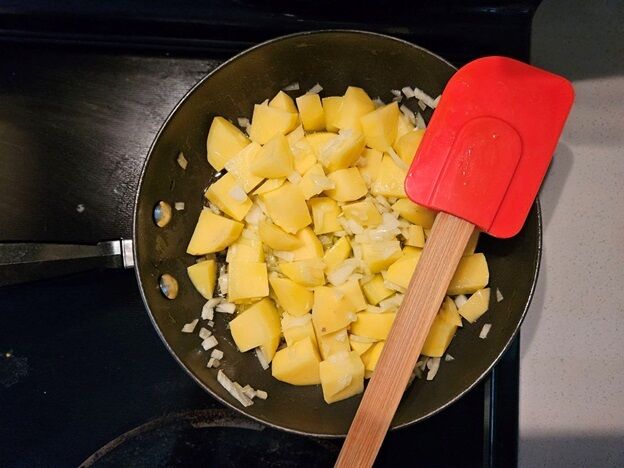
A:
0,239,134,287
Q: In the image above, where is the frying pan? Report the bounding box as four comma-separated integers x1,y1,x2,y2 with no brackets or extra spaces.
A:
0,30,540,437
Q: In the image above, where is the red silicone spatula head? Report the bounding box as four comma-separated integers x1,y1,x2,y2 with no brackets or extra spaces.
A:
405,56,574,238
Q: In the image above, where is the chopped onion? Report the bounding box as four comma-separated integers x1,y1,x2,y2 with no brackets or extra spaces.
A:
426,357,441,381
383,279,405,293
454,294,468,309
445,354,455,362
282,313,312,329
202,297,222,320
198,327,212,340
401,86,415,99
255,389,268,400
201,335,218,351
181,319,199,333
207,320,214,327
335,330,348,342
412,86,437,108
372,97,384,108
287,171,302,184
391,89,402,97
399,104,416,125
207,357,217,368
338,217,364,235
176,152,188,170
283,82,300,91
228,185,247,202
416,112,427,129
174,202,185,211
307,83,323,94
241,384,256,399
237,117,250,130
380,293,404,311
417,99,426,111
432,95,441,108
386,147,408,171
216,302,236,314
479,324,492,339
496,288,504,302
217,370,254,407
273,250,296,262
255,348,270,370
218,271,228,295
211,349,224,360
327,258,359,286
244,203,265,225
207,202,221,214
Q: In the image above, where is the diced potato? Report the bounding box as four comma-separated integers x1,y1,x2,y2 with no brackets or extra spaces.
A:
385,250,422,289
281,313,317,348
249,104,298,145
464,229,480,256
371,154,408,198
319,351,365,403
394,113,415,146
205,173,253,221
337,279,367,311
447,254,489,295
404,224,425,248
457,288,490,323
317,129,366,172
309,197,342,235
323,237,352,271
261,182,311,234
336,86,375,131
361,341,384,372
402,246,422,257
250,134,295,178
422,314,457,358
299,164,331,200
287,126,317,174
360,102,400,151
187,209,243,255
312,286,357,335
362,274,394,305
224,142,264,193
291,227,324,260
206,116,250,171
325,168,367,202
361,240,402,273
342,199,382,227
322,96,342,132
356,148,383,188
350,312,396,341
349,338,373,356
306,132,338,158
269,90,297,113
270,276,313,316
391,199,436,228
227,261,269,303
229,298,280,360
394,129,425,164
279,259,325,287
296,93,325,131
226,232,264,262
258,220,302,251
439,296,463,327
272,337,321,385
317,328,351,360
253,177,285,195
187,259,217,299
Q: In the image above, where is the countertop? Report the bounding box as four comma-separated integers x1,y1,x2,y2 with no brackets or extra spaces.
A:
520,1,624,466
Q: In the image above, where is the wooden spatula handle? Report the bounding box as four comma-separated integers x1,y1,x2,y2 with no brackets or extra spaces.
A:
336,212,474,467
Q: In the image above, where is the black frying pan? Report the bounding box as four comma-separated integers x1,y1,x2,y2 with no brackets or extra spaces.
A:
1,31,541,437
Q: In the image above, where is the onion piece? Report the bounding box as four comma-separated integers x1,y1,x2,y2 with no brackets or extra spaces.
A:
327,258,359,286
255,348,270,370
417,99,426,111
228,185,247,202
496,288,504,302
216,302,236,314
237,117,250,130
454,294,468,309
283,82,300,91
181,319,199,333
445,354,455,362
201,335,218,351
241,384,256,399
218,270,228,295
211,349,224,360
399,104,416,125
217,370,254,407
176,152,188,170
426,357,441,381
207,320,215,327
479,323,492,339
174,202,185,211
432,95,441,108
401,86,415,99
307,83,323,94
412,86,437,108
255,389,268,400
372,97,384,108
416,112,426,129
386,147,408,171
390,89,402,97
198,327,212,340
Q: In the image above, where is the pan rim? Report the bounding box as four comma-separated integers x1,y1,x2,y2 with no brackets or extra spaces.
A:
133,29,542,438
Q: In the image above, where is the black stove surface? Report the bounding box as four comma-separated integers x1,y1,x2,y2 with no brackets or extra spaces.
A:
0,3,536,466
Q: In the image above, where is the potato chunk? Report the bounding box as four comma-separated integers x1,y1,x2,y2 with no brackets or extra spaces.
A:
227,261,269,303
361,341,384,372
205,173,252,221
224,142,264,193
457,288,490,323
272,337,321,385
385,250,422,289
337,279,367,312
350,312,396,341
394,128,425,164
312,286,357,336
279,259,325,287
447,254,489,295
291,227,324,260
269,90,297,113
296,93,325,131
371,154,408,198
325,168,367,202
229,298,281,361
322,96,342,132
270,276,314,317
206,116,250,171
281,313,317,347
356,148,383,188
317,129,366,172
422,314,457,358
251,134,295,178
391,198,436,228
361,240,402,273
319,351,365,403
187,209,243,255
335,86,375,131
187,259,217,299
317,328,351,360
361,274,394,305
309,197,342,235
258,220,302,251
261,182,311,234
342,199,382,227
360,102,400,151
249,104,298,144
323,237,351,271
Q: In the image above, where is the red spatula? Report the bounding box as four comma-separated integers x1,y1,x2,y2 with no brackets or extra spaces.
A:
336,57,574,467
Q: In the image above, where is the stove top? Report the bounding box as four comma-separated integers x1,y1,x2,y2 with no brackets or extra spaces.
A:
0,3,537,466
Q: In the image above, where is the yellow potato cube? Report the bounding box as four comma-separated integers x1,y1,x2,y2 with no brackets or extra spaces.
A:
349,338,373,356
394,129,425,164
322,96,342,132
261,182,311,233
361,341,384,372
281,313,318,348
391,199,437,228
296,93,325,131
291,227,324,260
269,90,298,113
187,259,217,299
306,132,338,158
252,177,285,195
270,276,313,317
317,328,351,360
336,279,367,312
309,197,342,235
355,150,382,192
258,220,301,251
371,155,408,198
229,298,281,360
336,86,375,131
404,224,425,248
272,336,321,385
386,250,422,289
250,134,295,178
224,142,264,193
317,129,366,172
402,246,422,257
350,312,396,341
360,102,400,151
422,314,457,358
312,286,357,336
227,261,269,303
457,288,490,323
287,126,317,174
279,259,325,287
342,199,382,227
394,113,415,146
206,116,250,171
464,229,480,256
205,173,253,221
323,237,351,271
325,168,367,202
187,209,243,255
319,351,365,403
439,296,463,327
361,240,402,273
362,274,394,305
249,104,298,145
226,232,264,263
448,254,489,295
298,164,331,200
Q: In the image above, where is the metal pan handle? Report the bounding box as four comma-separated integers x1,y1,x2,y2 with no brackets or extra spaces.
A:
0,239,134,287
